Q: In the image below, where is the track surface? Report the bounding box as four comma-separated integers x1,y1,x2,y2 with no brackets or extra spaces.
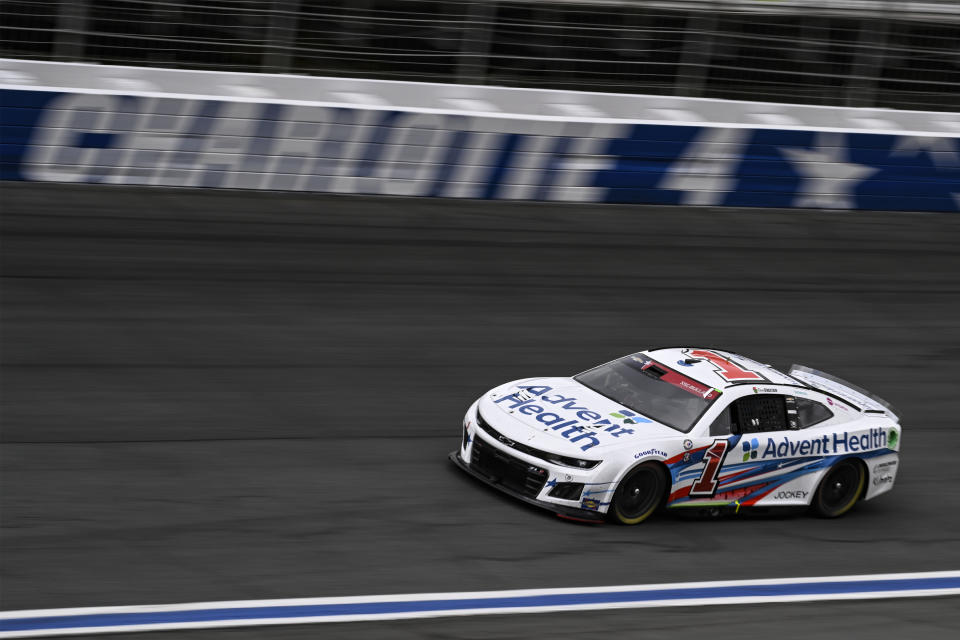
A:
2,182,960,637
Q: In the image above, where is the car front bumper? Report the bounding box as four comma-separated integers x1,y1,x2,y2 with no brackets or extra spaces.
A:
448,451,605,523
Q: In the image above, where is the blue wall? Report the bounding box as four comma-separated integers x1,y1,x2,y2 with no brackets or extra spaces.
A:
2,89,958,211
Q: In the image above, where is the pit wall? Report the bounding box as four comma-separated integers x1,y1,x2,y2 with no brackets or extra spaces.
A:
2,88,958,212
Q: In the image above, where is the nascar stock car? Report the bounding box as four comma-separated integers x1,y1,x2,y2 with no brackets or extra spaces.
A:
450,348,900,524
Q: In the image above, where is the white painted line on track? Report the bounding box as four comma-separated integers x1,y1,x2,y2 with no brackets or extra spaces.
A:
2,571,959,638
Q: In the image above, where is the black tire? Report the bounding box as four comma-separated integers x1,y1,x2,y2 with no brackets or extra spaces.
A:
811,459,865,518
609,462,666,525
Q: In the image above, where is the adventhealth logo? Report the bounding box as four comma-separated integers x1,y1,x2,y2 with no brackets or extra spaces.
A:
610,410,651,425
737,430,889,463
493,385,639,451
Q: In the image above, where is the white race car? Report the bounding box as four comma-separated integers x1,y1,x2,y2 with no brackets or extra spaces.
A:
450,348,900,524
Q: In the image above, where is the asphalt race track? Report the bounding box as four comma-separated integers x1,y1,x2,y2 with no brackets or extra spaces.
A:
2,182,960,638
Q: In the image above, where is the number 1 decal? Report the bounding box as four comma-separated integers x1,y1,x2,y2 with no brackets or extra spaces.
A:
689,439,729,497
688,349,763,382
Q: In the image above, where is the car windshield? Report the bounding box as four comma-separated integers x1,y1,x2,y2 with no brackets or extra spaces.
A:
574,354,721,433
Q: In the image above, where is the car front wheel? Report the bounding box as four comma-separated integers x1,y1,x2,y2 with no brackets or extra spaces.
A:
609,462,666,525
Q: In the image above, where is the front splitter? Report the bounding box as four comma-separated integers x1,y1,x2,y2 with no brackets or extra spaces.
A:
448,451,605,523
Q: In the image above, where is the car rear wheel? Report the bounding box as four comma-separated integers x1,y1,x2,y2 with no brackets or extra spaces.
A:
609,462,666,525
811,459,865,518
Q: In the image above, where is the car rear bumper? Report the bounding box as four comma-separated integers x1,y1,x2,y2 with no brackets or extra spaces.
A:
448,451,605,523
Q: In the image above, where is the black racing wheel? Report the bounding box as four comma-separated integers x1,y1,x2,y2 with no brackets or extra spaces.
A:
609,462,666,525
811,459,865,518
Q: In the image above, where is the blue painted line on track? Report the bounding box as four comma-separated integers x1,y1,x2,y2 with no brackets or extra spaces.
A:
3,576,960,633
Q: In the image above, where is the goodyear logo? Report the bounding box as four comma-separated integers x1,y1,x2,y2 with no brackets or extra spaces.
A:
581,498,601,511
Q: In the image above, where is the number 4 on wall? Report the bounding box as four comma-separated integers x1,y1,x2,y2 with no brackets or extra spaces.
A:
689,439,730,497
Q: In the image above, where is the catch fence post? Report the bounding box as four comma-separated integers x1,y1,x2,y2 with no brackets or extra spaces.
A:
675,6,718,97
53,0,90,61
457,1,497,85
845,6,890,108
263,0,301,73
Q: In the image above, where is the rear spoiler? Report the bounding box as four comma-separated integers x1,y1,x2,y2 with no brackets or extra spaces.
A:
789,365,899,423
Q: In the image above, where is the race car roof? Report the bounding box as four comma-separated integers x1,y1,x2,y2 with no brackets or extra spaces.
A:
643,347,798,390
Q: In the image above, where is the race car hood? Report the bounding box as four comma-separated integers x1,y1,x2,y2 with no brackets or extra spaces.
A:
478,377,679,457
